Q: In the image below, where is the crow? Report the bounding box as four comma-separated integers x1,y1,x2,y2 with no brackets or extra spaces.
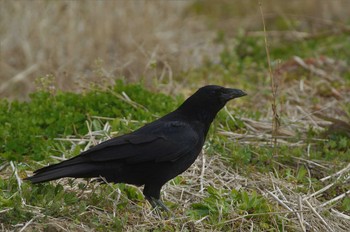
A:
25,85,247,211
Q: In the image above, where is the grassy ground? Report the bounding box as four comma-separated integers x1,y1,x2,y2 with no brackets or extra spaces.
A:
1,0,350,231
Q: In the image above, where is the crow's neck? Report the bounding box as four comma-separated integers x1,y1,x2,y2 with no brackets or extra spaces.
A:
175,104,219,129
193,109,217,125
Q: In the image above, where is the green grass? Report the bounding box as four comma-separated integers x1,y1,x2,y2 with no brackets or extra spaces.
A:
0,81,179,163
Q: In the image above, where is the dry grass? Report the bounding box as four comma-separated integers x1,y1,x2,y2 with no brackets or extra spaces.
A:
0,0,221,99
1,0,349,99
220,53,350,231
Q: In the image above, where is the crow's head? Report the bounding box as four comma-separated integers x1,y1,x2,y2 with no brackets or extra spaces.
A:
178,85,247,122
193,85,247,108
200,85,247,102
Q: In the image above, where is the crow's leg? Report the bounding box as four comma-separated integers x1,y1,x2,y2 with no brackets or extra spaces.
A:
144,184,174,216
145,196,170,212
145,196,174,218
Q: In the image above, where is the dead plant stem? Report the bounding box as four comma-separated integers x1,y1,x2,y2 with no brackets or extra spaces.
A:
259,0,279,157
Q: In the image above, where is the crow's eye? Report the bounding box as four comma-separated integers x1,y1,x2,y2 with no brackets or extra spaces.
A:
211,88,222,95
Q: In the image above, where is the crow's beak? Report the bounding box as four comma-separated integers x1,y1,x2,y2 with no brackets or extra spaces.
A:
221,88,247,101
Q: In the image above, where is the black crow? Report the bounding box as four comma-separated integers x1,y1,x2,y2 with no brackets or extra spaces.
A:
25,85,247,211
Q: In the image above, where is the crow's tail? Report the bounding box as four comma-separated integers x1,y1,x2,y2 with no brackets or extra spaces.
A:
24,157,97,184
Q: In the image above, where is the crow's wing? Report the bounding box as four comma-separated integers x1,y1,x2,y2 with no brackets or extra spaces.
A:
32,120,200,176
79,120,200,164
